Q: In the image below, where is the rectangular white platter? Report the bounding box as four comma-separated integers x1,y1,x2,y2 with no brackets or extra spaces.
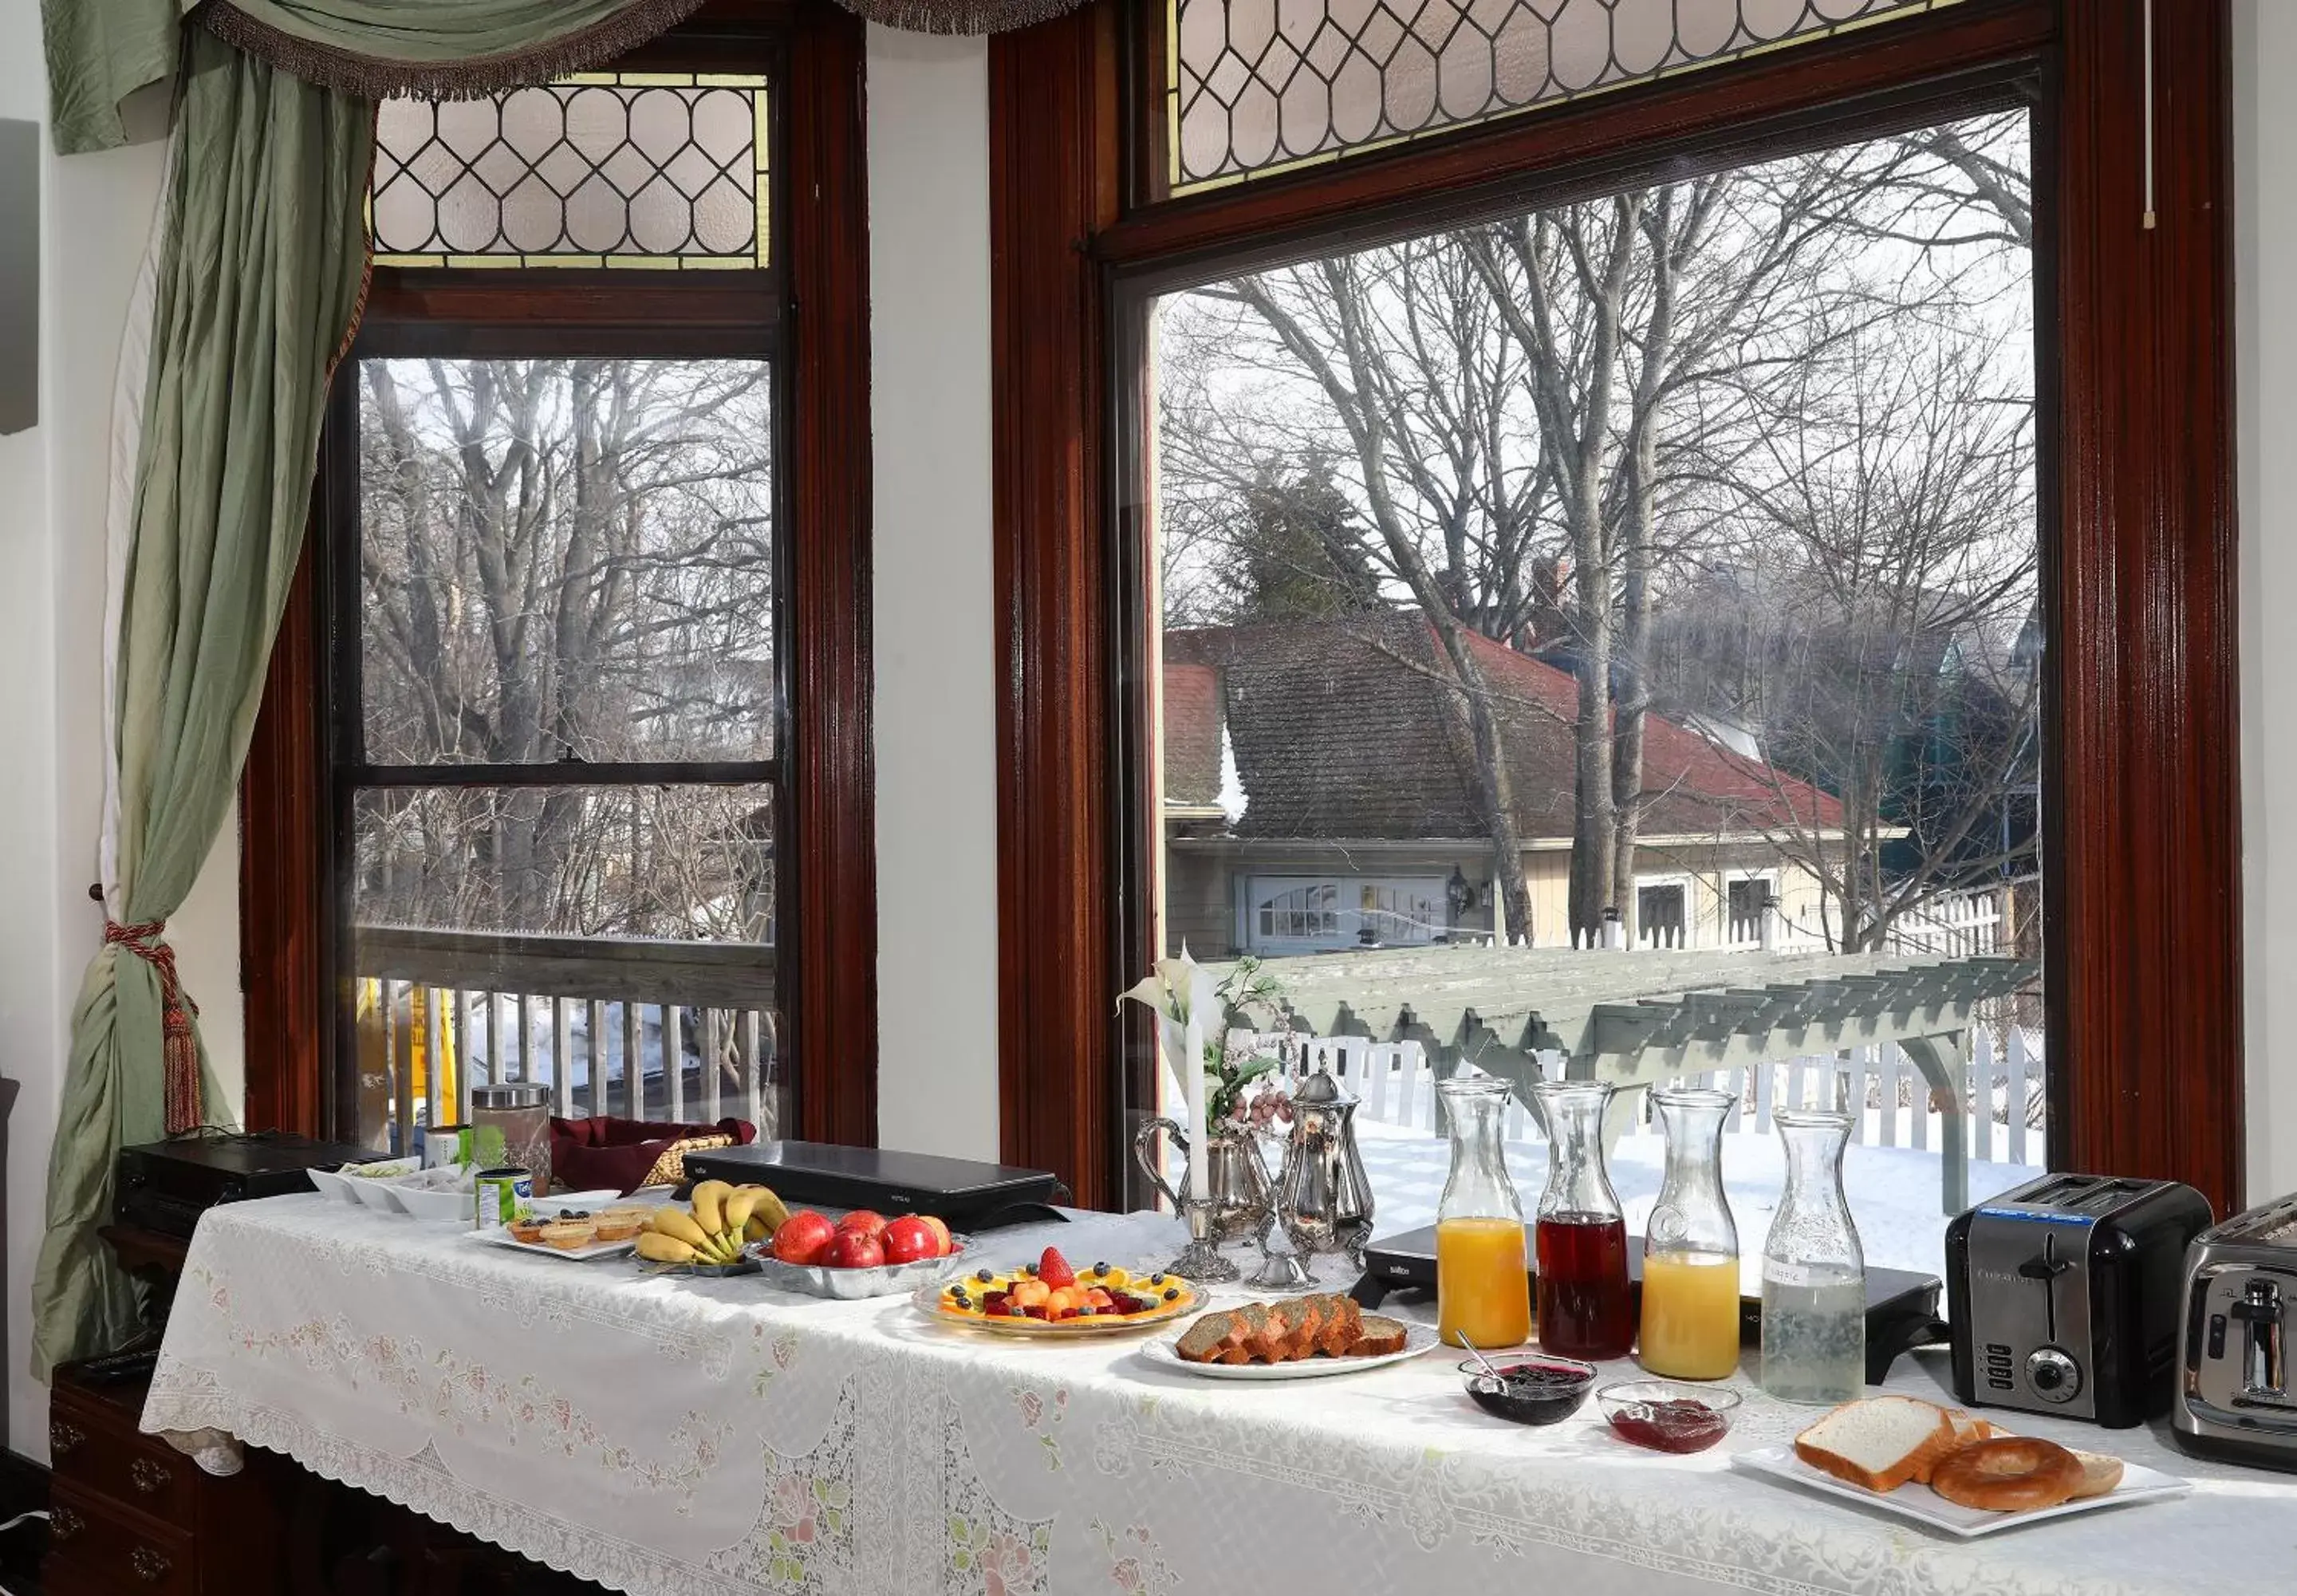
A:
1730,1444,2193,1539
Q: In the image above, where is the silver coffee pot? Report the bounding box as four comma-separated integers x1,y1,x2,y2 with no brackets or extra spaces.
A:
1260,1064,1375,1285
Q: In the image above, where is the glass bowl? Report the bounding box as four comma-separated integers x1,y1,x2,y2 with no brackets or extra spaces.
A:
1594,1379,1743,1453
1458,1357,1598,1425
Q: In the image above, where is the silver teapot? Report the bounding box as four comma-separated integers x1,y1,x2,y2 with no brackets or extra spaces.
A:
1132,1115,1274,1246
1262,1064,1376,1283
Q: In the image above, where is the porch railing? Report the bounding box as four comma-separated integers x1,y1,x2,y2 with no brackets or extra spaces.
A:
353,924,778,1154
1258,1022,2047,1167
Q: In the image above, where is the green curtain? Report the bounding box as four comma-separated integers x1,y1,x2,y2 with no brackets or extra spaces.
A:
46,0,709,156
34,0,735,1376
30,27,373,1377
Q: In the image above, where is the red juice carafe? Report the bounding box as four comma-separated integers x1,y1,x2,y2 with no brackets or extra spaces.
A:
1531,1080,1634,1360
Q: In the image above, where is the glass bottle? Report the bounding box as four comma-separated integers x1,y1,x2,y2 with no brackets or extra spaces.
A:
1759,1109,1867,1404
1531,1079,1633,1360
1435,1078,1531,1350
1639,1088,1742,1380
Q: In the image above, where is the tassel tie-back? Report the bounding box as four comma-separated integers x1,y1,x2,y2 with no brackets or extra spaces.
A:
105,920,202,1136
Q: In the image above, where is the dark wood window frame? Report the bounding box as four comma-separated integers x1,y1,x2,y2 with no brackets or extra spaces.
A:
242,0,877,1148
993,0,2243,1216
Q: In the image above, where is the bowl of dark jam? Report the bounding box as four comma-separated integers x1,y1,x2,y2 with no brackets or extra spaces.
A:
1594,1380,1741,1453
1459,1357,1599,1425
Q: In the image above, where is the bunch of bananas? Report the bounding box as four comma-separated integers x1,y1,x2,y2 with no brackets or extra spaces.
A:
633,1180,790,1267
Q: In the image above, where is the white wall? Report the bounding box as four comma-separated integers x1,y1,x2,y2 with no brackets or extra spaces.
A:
865,27,1002,1162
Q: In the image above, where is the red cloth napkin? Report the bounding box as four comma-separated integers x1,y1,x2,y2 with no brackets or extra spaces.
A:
549,1115,756,1196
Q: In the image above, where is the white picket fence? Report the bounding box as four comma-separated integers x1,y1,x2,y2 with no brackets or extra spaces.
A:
1251,1023,2047,1168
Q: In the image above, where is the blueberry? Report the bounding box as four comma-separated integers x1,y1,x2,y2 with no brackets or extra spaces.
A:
1149,1273,1166,1285
1163,1287,1180,1301
1093,1262,1109,1275
976,1268,994,1283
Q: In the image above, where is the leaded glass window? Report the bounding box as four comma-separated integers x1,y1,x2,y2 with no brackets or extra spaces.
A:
1167,0,1964,192
370,73,769,269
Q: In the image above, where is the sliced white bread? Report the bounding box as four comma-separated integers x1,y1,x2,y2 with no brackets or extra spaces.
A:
1793,1397,1960,1494
1913,1409,1996,1485
2067,1449,2125,1499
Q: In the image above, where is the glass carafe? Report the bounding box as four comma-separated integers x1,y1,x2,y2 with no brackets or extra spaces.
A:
1531,1080,1633,1360
1435,1078,1531,1350
1760,1109,1867,1404
1638,1088,1741,1380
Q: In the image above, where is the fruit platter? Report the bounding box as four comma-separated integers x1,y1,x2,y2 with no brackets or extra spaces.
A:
914,1247,1200,1336
632,1182,965,1298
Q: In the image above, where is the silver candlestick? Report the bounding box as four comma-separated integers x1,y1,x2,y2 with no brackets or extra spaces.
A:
1162,1195,1242,1283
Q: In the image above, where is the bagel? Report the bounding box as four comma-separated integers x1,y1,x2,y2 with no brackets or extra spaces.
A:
1929,1436,2086,1513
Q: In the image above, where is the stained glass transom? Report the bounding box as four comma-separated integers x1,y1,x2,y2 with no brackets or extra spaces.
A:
1168,0,1962,191
371,73,768,270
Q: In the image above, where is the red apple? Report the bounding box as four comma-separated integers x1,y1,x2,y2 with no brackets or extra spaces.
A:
824,1228,885,1270
835,1209,888,1242
771,1209,837,1266
917,1215,954,1257
881,1216,937,1266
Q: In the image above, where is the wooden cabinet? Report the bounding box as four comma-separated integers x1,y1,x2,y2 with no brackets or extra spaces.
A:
44,1359,284,1596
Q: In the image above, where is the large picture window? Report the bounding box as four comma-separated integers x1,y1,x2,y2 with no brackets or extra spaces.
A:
1126,101,2047,1263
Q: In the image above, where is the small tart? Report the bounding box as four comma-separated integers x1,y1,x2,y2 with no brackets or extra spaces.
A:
541,1220,598,1251
591,1216,646,1243
507,1217,548,1244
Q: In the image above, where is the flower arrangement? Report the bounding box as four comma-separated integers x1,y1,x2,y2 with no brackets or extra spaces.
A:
1119,951,1292,1129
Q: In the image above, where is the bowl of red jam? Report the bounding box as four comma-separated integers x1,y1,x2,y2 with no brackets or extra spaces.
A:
1459,1358,1598,1425
1594,1380,1741,1453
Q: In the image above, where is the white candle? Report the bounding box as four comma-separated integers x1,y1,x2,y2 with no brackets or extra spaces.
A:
1182,1011,1209,1200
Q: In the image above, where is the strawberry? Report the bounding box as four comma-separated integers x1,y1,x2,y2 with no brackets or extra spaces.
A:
1038,1246,1077,1288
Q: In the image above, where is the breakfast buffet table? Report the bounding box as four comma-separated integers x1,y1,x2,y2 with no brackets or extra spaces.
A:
142,1196,2293,1596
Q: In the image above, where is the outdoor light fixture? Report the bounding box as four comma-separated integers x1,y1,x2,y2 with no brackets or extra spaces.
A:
1447,865,1475,919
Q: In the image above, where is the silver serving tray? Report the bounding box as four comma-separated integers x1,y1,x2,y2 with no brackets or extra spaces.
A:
743,1240,969,1299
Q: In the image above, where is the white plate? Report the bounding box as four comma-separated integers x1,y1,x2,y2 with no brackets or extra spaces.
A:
1137,1319,1443,1380
1729,1443,2193,1539
467,1225,638,1263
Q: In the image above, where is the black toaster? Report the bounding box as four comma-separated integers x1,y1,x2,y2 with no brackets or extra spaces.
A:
1945,1173,2212,1429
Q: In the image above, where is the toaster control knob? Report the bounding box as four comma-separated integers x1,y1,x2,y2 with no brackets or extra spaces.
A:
2027,1346,2082,1404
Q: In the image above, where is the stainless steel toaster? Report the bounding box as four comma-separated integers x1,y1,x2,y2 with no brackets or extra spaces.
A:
2173,1192,2297,1470
1946,1173,2212,1428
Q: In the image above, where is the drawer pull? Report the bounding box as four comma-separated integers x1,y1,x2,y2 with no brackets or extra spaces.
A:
50,1506,82,1542
131,1544,171,1582
131,1456,171,1495
49,1420,83,1457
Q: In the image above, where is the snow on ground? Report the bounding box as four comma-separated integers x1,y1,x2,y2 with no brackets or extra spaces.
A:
1353,1116,2039,1280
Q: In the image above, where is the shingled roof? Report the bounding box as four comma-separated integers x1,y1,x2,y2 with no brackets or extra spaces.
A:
1164,614,1843,842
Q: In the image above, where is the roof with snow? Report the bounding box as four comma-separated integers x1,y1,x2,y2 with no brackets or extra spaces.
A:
1163,614,1844,842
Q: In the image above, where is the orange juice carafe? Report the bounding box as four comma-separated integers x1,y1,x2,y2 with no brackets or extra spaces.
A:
1434,1078,1531,1350
1638,1087,1742,1380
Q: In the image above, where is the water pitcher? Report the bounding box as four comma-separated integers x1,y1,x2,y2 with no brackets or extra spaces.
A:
1639,1088,1741,1380
1435,1078,1530,1350
1760,1109,1866,1404
1531,1079,1633,1359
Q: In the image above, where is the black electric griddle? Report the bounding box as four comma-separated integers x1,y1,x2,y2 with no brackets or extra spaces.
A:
1354,1224,1948,1385
680,1141,1070,1232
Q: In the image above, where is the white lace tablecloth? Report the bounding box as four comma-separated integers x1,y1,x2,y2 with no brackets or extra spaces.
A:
144,1196,2294,1596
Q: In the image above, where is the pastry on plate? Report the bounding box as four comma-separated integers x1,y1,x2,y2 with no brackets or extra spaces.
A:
541,1220,598,1250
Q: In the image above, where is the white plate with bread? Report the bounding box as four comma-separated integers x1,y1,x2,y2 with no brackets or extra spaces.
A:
1732,1395,2189,1538
1141,1295,1440,1380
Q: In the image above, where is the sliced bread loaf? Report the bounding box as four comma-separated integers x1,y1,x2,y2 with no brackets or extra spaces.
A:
1348,1314,1409,1357
1173,1310,1235,1363
1793,1397,1958,1493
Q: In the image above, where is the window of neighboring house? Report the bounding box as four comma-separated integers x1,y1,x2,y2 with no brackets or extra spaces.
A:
1240,876,1448,952
239,17,873,1154
1726,873,1775,944
1636,881,1688,950
1133,103,2050,1259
